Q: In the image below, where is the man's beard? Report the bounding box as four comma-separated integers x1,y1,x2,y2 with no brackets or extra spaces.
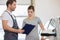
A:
12,9,15,11
11,8,15,11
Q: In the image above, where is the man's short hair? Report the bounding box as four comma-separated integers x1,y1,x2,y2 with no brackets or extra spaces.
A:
6,0,16,7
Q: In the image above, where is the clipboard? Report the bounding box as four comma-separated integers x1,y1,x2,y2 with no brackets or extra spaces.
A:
22,24,35,35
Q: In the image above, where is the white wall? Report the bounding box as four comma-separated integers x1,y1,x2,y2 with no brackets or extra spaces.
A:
35,0,60,24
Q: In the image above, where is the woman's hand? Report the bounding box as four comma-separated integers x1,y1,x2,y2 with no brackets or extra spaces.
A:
41,37,45,40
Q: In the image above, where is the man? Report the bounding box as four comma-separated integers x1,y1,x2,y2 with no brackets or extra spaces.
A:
1,0,24,40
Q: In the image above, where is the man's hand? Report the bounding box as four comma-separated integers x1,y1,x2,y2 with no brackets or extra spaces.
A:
18,29,24,33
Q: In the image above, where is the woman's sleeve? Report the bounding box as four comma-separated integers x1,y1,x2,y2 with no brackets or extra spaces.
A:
37,17,42,24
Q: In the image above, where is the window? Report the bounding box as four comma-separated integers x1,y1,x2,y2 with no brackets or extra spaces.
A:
12,5,29,16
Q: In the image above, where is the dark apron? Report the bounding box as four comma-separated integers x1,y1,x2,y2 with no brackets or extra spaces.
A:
4,11,19,40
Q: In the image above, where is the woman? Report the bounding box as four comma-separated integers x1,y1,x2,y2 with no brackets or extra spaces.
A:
22,5,45,40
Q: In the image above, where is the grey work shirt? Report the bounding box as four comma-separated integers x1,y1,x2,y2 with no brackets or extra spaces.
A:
22,17,41,40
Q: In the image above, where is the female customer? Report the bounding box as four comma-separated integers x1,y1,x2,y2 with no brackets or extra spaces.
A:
22,5,45,40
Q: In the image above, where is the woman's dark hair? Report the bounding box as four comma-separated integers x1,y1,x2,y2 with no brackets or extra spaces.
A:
28,5,35,11
6,0,16,7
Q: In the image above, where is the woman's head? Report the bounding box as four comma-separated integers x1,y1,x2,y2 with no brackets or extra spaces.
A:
28,5,35,17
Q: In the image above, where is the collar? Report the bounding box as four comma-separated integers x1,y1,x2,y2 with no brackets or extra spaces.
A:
6,10,12,14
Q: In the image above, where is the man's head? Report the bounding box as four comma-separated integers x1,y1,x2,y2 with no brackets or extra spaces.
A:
6,0,16,11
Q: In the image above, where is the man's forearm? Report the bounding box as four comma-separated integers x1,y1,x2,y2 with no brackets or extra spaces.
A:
3,25,20,33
